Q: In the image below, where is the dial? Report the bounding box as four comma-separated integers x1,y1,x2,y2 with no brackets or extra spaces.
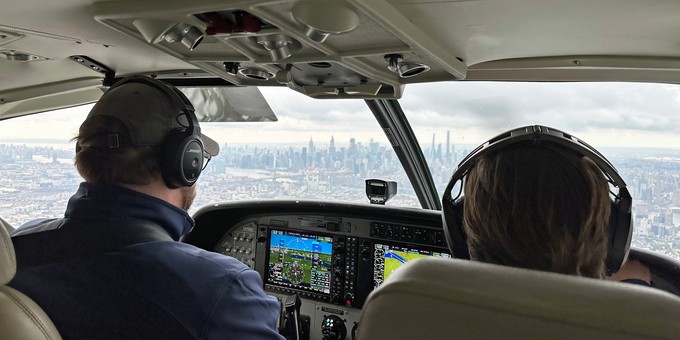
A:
321,315,347,340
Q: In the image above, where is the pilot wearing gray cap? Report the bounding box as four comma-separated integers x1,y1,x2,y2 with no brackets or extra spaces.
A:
79,75,219,188
9,75,284,340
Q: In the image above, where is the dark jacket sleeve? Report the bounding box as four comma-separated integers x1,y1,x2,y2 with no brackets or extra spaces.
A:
619,278,652,286
202,268,284,340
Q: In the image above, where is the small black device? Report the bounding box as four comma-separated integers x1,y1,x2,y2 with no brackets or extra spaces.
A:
441,125,633,275
365,179,397,205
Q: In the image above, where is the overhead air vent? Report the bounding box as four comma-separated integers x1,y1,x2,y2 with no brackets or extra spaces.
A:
238,68,273,81
132,19,205,51
385,54,430,78
255,34,302,61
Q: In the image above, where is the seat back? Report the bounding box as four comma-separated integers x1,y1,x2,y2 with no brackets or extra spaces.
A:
0,216,13,234
0,218,61,340
357,257,680,340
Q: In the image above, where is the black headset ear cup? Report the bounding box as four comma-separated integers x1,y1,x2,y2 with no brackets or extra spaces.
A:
442,197,470,259
606,187,633,275
161,128,204,188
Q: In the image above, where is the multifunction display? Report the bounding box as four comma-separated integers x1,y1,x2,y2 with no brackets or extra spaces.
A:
373,243,451,288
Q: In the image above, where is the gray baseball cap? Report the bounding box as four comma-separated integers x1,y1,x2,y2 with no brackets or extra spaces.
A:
82,77,219,156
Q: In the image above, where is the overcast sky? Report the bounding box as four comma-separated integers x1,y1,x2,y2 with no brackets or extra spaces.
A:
2,81,680,150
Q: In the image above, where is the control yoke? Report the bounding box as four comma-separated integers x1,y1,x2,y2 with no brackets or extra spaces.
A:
279,294,310,340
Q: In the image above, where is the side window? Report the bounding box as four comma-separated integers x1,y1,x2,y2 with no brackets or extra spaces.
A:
0,105,91,226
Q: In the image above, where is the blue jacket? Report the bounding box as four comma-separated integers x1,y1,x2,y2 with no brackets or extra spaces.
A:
9,182,284,340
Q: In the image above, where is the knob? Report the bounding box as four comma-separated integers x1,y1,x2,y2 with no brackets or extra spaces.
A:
321,315,347,340
335,243,345,254
334,268,344,278
360,250,370,261
344,293,354,307
330,293,340,305
333,258,344,268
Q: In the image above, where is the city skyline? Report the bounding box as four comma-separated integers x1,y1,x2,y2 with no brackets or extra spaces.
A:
1,139,680,261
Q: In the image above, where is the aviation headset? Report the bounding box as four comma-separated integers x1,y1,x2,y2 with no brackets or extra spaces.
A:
77,76,207,188
441,125,633,274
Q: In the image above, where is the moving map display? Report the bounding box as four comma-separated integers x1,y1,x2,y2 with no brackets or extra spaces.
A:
267,229,333,295
373,243,450,288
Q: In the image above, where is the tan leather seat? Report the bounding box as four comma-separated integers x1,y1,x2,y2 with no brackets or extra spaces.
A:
0,216,13,234
357,257,680,340
0,218,61,340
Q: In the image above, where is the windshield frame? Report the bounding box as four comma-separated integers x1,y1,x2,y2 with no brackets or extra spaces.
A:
366,99,441,210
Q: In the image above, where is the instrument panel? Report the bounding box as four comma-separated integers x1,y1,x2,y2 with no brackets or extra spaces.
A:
214,217,450,309
185,200,450,340
185,200,680,339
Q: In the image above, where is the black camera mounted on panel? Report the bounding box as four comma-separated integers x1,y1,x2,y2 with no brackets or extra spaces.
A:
365,179,397,205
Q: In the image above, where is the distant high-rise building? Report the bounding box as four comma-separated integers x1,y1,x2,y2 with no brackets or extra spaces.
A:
671,207,680,227
431,133,435,159
329,136,335,154
446,130,451,163
309,137,315,167
301,146,308,168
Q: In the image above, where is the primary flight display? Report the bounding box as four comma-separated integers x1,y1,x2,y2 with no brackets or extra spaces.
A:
267,229,333,295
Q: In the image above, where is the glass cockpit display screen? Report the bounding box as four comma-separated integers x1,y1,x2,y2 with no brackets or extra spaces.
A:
266,229,333,295
373,243,451,288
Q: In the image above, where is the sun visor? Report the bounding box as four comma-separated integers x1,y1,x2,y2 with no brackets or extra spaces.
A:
178,86,277,122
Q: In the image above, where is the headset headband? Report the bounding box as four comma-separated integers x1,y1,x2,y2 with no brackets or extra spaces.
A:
444,125,627,203
441,125,633,274
110,76,200,131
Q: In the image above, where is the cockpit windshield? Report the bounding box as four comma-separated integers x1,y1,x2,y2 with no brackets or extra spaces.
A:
403,81,680,260
1,81,679,261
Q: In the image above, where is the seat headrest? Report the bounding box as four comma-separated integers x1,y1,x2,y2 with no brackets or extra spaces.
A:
358,257,680,340
0,218,16,285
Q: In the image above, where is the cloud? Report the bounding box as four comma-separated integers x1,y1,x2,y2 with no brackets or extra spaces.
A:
399,82,680,147
0,104,91,141
4,82,680,149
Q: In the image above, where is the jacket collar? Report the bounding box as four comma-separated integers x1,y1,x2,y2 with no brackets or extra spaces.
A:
64,182,194,240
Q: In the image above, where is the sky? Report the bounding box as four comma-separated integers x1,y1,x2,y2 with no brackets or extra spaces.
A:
2,81,680,150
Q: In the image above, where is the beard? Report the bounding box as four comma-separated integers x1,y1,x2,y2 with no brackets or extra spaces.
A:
180,185,197,211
